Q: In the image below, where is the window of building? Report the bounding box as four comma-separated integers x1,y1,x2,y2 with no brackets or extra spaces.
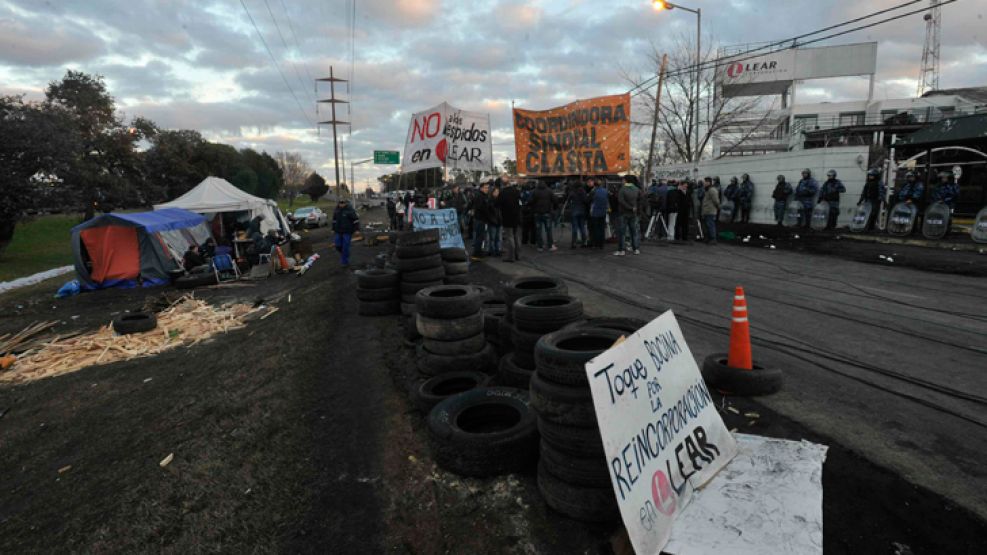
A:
839,112,865,126
793,114,818,132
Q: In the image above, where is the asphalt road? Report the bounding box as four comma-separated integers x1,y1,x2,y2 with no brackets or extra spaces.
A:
487,240,987,521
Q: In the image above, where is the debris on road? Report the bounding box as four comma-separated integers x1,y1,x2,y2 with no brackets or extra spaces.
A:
1,296,272,384
159,453,174,468
58,465,72,474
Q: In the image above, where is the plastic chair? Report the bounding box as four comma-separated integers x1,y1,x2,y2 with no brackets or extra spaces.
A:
212,254,240,282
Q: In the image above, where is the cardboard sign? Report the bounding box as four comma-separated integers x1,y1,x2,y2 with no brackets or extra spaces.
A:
513,93,631,176
402,102,493,173
585,311,737,555
410,208,464,249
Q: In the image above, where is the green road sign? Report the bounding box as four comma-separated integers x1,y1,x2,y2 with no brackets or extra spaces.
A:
374,150,400,164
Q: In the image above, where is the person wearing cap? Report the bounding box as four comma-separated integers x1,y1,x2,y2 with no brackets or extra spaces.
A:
771,175,793,226
818,169,846,230
738,174,755,223
331,198,360,267
931,170,960,208
722,177,739,220
700,177,720,244
858,169,886,232
794,169,819,228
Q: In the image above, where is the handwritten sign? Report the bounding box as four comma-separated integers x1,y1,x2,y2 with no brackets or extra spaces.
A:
411,208,464,249
585,311,737,555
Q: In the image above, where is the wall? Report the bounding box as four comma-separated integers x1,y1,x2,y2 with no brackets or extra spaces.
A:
654,146,871,225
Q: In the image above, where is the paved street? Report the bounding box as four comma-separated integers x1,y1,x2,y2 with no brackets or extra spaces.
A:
489,240,987,520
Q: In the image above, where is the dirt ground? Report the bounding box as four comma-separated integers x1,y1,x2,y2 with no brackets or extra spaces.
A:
1,218,985,553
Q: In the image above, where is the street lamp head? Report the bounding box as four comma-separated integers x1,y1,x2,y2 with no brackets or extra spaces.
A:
652,0,674,11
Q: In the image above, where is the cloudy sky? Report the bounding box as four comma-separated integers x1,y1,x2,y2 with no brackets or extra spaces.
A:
1,0,984,190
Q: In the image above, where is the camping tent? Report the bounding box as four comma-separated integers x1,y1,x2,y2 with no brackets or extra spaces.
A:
154,177,291,237
71,208,212,289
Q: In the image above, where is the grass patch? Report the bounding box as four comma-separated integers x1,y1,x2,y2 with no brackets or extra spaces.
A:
0,214,81,282
277,197,336,215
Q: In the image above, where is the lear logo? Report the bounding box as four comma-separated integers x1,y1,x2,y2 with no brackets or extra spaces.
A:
650,470,678,516
726,60,780,79
726,63,744,78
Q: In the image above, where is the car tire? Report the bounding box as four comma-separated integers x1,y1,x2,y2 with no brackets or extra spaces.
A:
534,328,624,386
422,333,487,356
701,353,783,396
498,317,514,353
416,312,483,341
400,279,444,295
112,312,158,335
416,343,497,376
483,307,506,338
396,229,441,247
414,371,491,413
537,460,619,522
400,302,417,316
395,253,443,272
537,418,604,459
415,285,481,319
443,261,470,275
427,387,538,477
356,287,398,302
358,299,399,316
529,371,597,427
511,326,543,354
402,266,445,283
395,242,441,259
355,268,399,289
498,353,534,389
513,295,584,332
440,247,469,262
563,317,649,335
539,441,610,487
504,277,567,316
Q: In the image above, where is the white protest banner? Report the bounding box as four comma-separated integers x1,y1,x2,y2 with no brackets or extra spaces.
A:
585,311,737,554
410,208,464,249
402,102,493,173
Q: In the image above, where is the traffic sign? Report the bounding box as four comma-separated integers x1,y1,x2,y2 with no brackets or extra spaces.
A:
374,150,400,164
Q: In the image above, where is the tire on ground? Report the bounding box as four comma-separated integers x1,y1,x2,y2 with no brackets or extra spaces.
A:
537,418,604,458
400,302,417,316
396,229,441,247
415,285,481,319
529,371,597,426
416,343,497,376
400,279,444,295
355,268,399,289
539,441,610,487
498,353,534,389
402,266,445,283
504,277,567,315
427,387,538,477
395,242,441,259
417,312,483,341
701,353,783,396
563,317,649,335
414,371,491,412
112,312,158,334
513,295,584,331
422,333,487,356
537,459,619,522
395,253,443,272
534,327,624,386
440,247,469,262
511,326,543,354
443,261,470,275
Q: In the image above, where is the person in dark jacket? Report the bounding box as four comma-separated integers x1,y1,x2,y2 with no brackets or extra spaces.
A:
386,198,397,230
795,169,819,228
668,181,691,241
588,178,609,248
331,199,360,266
738,174,755,223
772,175,793,225
520,183,536,245
471,182,492,257
487,185,503,257
818,169,846,229
858,169,885,232
442,183,468,233
569,183,589,247
931,170,960,208
722,177,739,222
530,181,557,251
183,244,207,271
498,178,522,261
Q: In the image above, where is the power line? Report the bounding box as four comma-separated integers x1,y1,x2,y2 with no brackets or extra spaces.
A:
629,0,955,97
239,0,314,125
263,0,315,104
278,0,317,87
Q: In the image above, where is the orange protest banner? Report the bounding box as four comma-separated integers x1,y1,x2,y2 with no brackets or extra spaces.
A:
513,93,631,176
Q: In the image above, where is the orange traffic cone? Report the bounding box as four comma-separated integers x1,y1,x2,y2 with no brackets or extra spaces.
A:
727,286,753,370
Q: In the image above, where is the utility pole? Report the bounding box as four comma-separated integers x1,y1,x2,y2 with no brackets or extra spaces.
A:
316,66,349,197
917,0,942,96
645,54,669,186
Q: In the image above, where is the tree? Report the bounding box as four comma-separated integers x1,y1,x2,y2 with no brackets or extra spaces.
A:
142,129,206,203
231,168,259,196
301,172,328,201
0,95,79,255
624,37,776,174
275,151,311,194
502,158,517,175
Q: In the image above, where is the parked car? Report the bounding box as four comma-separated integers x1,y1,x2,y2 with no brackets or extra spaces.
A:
291,206,328,228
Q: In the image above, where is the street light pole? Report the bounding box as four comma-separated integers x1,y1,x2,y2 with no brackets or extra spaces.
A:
653,1,702,167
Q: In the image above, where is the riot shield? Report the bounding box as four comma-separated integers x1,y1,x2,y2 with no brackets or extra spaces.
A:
718,200,735,224
921,201,951,240
887,203,917,236
810,201,830,231
782,202,801,228
848,202,872,233
972,206,987,244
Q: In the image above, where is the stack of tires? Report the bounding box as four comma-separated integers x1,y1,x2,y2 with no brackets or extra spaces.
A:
481,298,507,353
497,277,568,378
395,230,445,345
530,327,624,522
415,285,497,377
440,247,470,285
501,292,583,390
355,268,400,316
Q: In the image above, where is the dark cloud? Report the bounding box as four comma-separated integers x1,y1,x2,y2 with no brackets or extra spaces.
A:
0,7,106,66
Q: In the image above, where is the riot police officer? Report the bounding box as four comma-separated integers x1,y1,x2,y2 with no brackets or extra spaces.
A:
738,173,755,223
771,175,793,225
858,168,885,232
795,169,819,228
818,169,846,230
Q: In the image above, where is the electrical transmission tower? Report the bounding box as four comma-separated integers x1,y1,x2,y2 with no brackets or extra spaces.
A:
916,0,942,96
316,66,349,197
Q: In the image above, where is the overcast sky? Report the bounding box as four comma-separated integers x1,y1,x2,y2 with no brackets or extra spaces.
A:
1,0,984,190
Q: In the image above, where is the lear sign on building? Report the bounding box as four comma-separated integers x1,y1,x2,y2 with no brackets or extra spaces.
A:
585,311,738,554
718,42,878,97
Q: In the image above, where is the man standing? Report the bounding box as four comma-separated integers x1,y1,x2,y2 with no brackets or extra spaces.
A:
531,180,557,252
700,177,720,244
666,180,686,241
331,199,360,267
931,169,960,208
858,169,885,231
897,171,925,207
569,182,589,247
471,182,491,258
487,185,503,257
499,178,522,262
723,177,739,222
442,183,468,233
771,175,793,226
520,182,536,245
614,175,642,256
738,173,755,223
386,197,397,230
588,178,609,248
795,169,819,228
818,169,846,230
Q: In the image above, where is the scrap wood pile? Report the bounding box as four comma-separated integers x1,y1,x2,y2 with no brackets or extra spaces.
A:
0,296,270,384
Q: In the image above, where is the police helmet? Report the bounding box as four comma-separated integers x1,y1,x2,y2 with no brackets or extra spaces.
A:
776,174,785,182
827,169,837,178
802,168,811,176
741,173,750,180
867,168,880,177
730,176,738,184
905,171,916,179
